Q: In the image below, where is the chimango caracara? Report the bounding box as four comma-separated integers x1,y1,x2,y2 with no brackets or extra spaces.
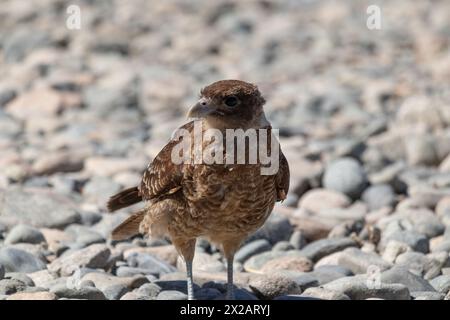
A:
107,80,290,300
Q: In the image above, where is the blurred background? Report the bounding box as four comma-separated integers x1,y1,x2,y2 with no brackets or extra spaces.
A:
0,0,450,300
1,0,450,211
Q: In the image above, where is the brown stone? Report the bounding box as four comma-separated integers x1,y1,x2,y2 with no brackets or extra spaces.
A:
6,88,62,119
48,244,110,276
260,255,313,273
7,291,57,300
123,245,178,266
298,189,351,214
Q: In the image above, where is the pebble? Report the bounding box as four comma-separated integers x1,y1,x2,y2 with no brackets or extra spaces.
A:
49,244,111,276
324,275,410,300
271,241,294,252
194,288,223,300
127,253,176,276
0,279,27,295
4,224,46,245
405,135,440,166
6,291,57,300
301,287,350,300
32,151,85,176
80,212,103,226
289,230,307,250
50,284,107,300
176,252,225,273
233,289,259,300
381,230,429,254
436,196,450,217
322,157,368,199
3,28,51,62
0,247,46,273
0,89,17,108
40,228,74,253
396,209,446,238
234,239,271,263
248,274,302,300
273,295,314,300
395,251,444,279
298,189,351,214
298,237,358,262
314,251,344,267
122,245,178,265
362,184,396,210
310,265,354,285
119,291,152,300
430,275,450,294
432,240,450,253
277,271,319,290
246,214,293,245
0,188,81,229
380,266,436,292
135,283,162,298
382,241,412,263
81,272,148,290
260,256,313,273
75,232,106,248
102,284,129,300
5,272,35,286
244,251,301,273
90,212,130,239
411,291,445,300
82,176,121,206
328,220,365,238
27,270,57,288
154,280,200,294
156,290,188,300
337,247,392,274
115,266,157,277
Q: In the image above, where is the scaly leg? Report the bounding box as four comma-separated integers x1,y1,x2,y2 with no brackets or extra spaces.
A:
222,238,242,300
226,255,235,300
186,259,194,300
173,238,196,300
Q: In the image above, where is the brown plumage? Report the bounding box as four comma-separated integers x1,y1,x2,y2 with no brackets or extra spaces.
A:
107,186,141,212
107,80,290,299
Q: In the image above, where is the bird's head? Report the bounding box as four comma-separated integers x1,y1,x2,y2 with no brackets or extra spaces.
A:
188,80,268,129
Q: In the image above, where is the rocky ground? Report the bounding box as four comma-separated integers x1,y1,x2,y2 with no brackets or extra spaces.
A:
1,0,450,300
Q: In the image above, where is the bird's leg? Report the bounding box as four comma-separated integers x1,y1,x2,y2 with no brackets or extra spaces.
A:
222,238,242,300
186,259,194,300
226,254,235,300
173,238,196,300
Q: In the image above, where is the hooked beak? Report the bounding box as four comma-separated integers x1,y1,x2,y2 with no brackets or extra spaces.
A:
187,98,212,119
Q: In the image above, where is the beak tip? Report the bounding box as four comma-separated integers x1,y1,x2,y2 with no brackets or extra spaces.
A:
187,100,210,119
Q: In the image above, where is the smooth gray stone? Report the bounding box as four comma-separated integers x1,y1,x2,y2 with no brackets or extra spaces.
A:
4,224,46,245
381,266,435,292
298,237,358,262
156,290,188,300
324,275,410,300
0,248,46,273
323,157,368,199
235,239,271,263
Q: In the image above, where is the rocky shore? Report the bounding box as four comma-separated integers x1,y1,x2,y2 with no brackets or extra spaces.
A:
1,0,450,300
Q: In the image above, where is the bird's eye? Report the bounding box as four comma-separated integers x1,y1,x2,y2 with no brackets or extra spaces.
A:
224,96,238,107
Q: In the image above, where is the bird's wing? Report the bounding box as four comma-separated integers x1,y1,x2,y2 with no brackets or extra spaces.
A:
275,149,290,201
139,121,194,200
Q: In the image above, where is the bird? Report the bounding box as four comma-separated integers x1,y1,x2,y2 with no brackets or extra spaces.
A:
106,79,290,300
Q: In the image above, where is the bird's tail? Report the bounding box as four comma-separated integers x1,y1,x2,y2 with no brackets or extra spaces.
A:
106,186,142,212
111,209,145,240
